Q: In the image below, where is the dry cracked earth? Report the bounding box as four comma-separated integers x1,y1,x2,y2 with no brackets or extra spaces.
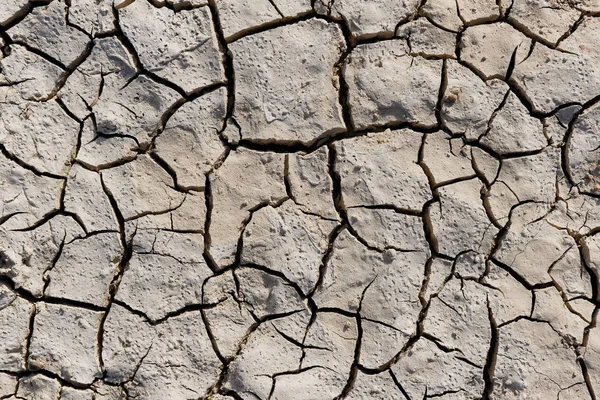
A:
3,0,600,399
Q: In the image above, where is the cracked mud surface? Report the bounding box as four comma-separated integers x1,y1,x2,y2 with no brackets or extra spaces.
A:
2,0,600,399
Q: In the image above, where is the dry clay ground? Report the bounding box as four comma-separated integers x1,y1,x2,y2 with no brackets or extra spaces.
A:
2,0,600,399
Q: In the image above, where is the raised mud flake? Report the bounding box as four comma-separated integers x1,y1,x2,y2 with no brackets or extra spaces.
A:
336,130,432,211
116,231,212,322
345,39,442,129
0,216,84,298
0,98,80,177
501,0,581,45
430,178,498,257
67,0,116,36
460,22,530,80
0,283,33,372
100,154,185,221
124,311,222,399
63,164,117,232
391,337,484,399
7,0,90,68
315,0,420,37
288,147,339,220
241,201,337,295
45,232,122,307
494,319,584,399
495,203,576,286
511,17,600,113
0,153,62,228
347,207,429,253
29,303,103,386
568,103,600,195
230,19,346,145
0,45,64,101
216,0,282,38
118,0,224,94
441,60,508,140
486,147,560,223
208,148,287,267
153,87,227,189
480,91,547,155
14,374,61,400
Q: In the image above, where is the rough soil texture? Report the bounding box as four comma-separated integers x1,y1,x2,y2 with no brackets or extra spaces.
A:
1,0,600,399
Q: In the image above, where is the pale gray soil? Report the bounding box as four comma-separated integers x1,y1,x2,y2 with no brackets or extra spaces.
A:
1,0,600,399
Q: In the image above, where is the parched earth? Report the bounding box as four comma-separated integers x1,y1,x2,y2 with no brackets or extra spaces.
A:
1,0,600,399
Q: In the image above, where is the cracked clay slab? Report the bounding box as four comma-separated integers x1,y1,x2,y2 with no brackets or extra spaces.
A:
1,0,600,399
